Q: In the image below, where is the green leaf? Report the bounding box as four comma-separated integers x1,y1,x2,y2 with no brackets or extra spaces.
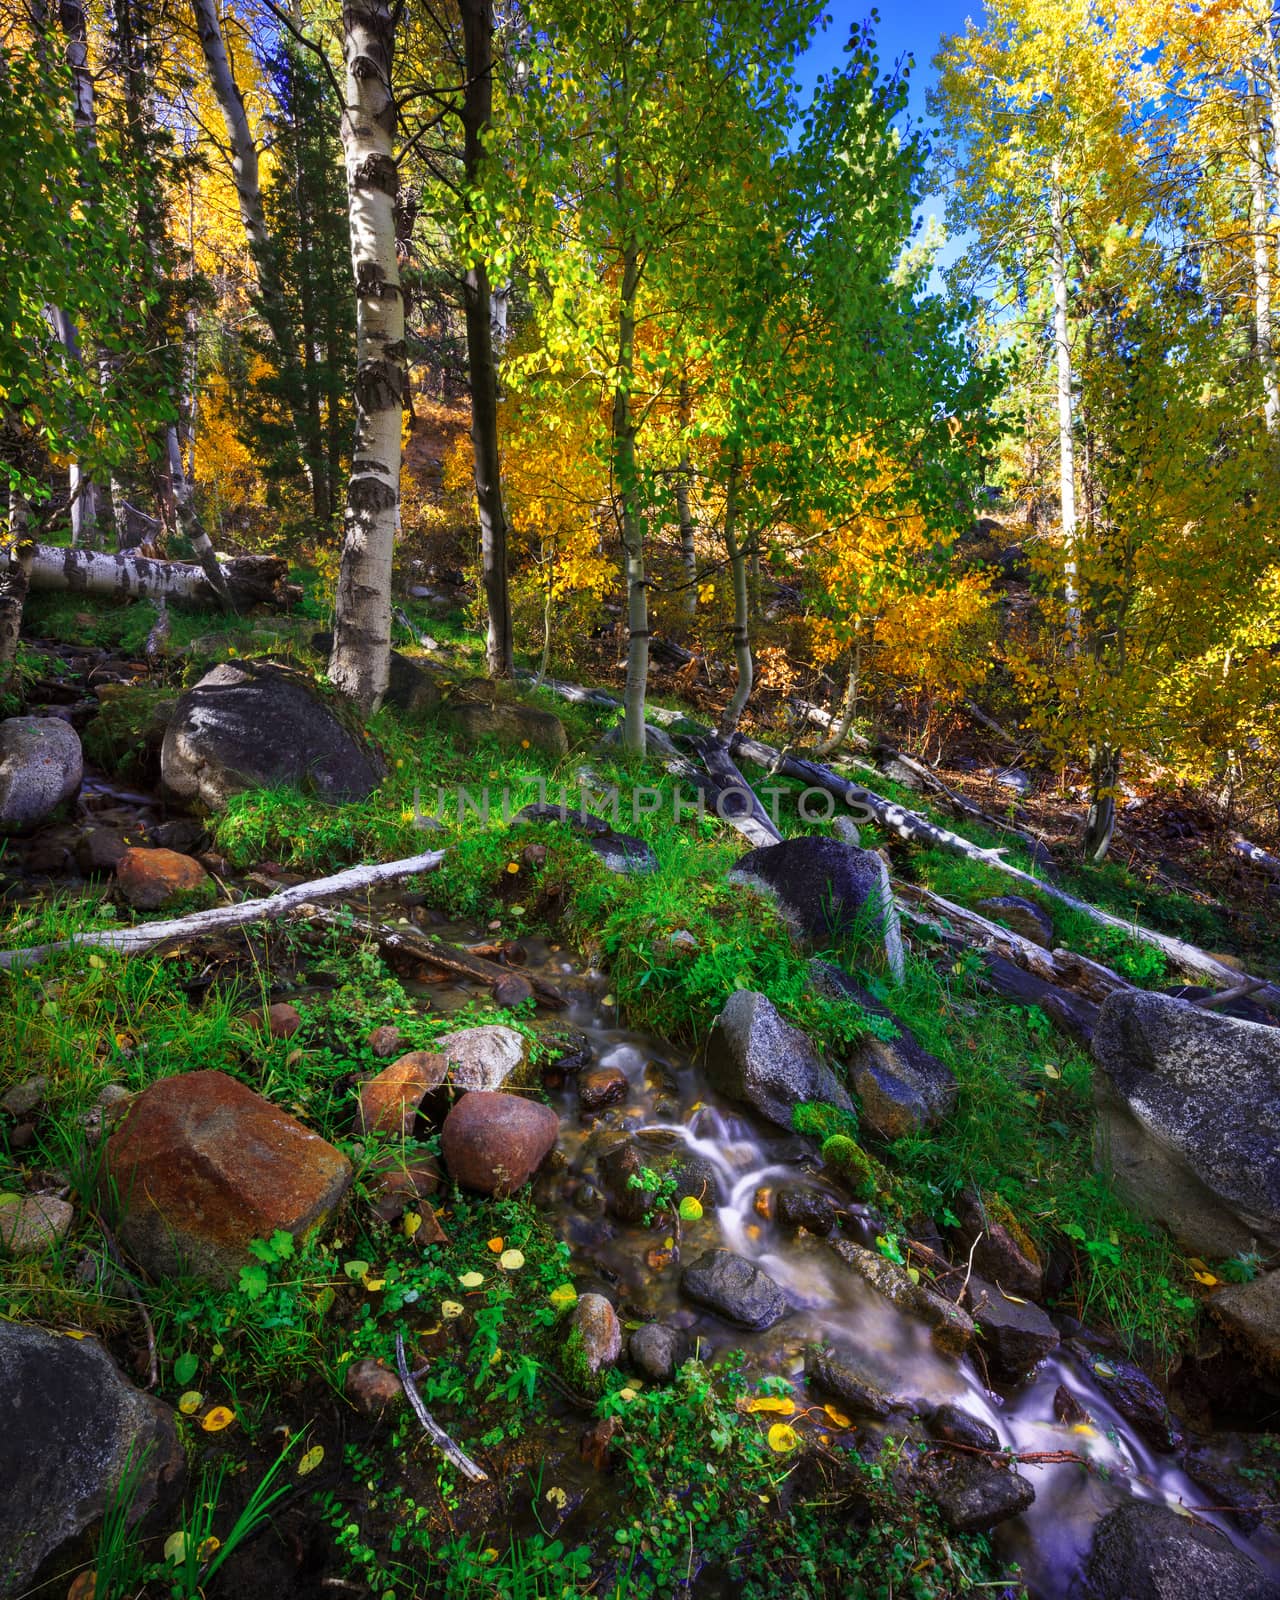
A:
172,1351,199,1387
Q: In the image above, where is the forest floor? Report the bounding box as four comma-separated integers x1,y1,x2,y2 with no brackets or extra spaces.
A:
2,578,1279,1600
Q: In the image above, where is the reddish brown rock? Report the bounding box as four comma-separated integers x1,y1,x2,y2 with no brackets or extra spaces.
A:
344,1358,405,1415
245,1001,303,1039
578,1067,628,1113
441,1091,559,1195
492,973,534,1009
367,1024,404,1058
359,1051,446,1137
116,847,213,911
366,1155,443,1223
105,1069,352,1284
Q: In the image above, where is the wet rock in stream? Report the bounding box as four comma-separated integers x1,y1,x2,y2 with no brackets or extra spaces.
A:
1069,1344,1185,1453
776,1186,838,1236
681,1248,789,1330
1084,1501,1280,1599
967,1276,1060,1379
830,1238,974,1356
705,989,854,1131
916,1450,1036,1535
926,1402,1001,1452
804,1345,898,1419
629,1322,684,1383
578,1066,629,1112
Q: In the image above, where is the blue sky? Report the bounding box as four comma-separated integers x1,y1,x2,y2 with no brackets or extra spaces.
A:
796,3,987,272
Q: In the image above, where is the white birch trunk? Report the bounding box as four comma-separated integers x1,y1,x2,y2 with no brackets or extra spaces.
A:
1049,159,1080,642
0,493,36,674
1247,85,1280,435
328,0,404,712
26,542,284,607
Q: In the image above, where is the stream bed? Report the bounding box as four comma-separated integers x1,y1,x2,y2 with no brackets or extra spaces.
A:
414,924,1280,1599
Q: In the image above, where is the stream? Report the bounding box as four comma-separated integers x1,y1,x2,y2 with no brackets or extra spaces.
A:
414,924,1280,1599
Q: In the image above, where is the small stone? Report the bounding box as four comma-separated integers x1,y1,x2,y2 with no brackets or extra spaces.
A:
579,1067,628,1113
968,1278,1059,1379
0,1194,73,1256
432,1024,529,1093
116,846,213,911
1,1076,47,1118
776,1187,837,1236
831,816,861,846
681,1249,789,1330
569,1293,622,1381
1053,1384,1090,1426
629,1322,683,1384
492,973,534,1009
928,1402,1000,1452
367,1024,404,1058
245,1001,302,1039
440,1091,559,1195
344,1358,405,1415
359,1052,446,1137
76,826,129,876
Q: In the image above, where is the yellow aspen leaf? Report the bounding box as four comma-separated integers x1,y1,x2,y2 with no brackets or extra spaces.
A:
441,1299,465,1319
163,1532,188,1564
297,1445,325,1476
178,1391,203,1415
823,1405,852,1428
201,1406,235,1432
459,1270,484,1289
197,1537,220,1561
1043,1063,1061,1080
499,1249,526,1270
549,1283,578,1311
404,1213,423,1240
767,1423,799,1453
746,1396,795,1416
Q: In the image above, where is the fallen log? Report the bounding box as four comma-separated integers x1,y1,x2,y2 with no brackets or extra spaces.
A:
728,732,1280,1006
28,544,295,610
395,1331,488,1483
684,732,782,848
0,850,446,970
519,669,1280,1006
1232,836,1280,880
300,905,566,1008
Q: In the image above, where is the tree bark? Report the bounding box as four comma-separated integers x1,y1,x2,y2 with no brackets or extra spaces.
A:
0,493,35,677
676,377,697,617
717,453,752,739
614,245,648,753
1083,744,1120,863
813,642,861,758
459,0,513,678
329,0,404,713
1247,85,1280,435
1049,158,1080,642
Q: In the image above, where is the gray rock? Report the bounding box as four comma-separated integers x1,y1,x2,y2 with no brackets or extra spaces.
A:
1210,1269,1280,1372
570,1293,622,1379
450,696,568,757
681,1249,789,1330
0,1322,184,1595
730,837,904,981
968,1277,1059,1379
704,990,853,1131
1084,1501,1280,1599
831,1238,975,1357
161,661,384,812
776,1187,838,1236
432,1024,529,1092
515,803,657,875
629,1323,683,1384
804,1345,895,1419
0,1194,73,1256
1072,1347,1183,1453
0,1076,46,1118
0,717,82,831
927,1402,1000,1452
1092,991,1280,1259
975,894,1054,948
951,1192,1044,1300
918,1453,1035,1534
809,964,956,1138
831,816,861,847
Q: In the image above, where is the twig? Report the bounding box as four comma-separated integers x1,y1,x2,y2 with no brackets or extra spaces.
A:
394,1331,488,1483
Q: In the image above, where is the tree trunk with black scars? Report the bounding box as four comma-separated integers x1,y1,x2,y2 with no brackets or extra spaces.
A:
717,453,752,739
329,0,405,712
614,244,649,753
1084,743,1120,863
191,0,308,429
460,0,513,677
0,493,35,677
676,377,697,617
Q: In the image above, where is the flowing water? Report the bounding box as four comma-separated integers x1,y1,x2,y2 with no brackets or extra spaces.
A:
414,923,1280,1597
